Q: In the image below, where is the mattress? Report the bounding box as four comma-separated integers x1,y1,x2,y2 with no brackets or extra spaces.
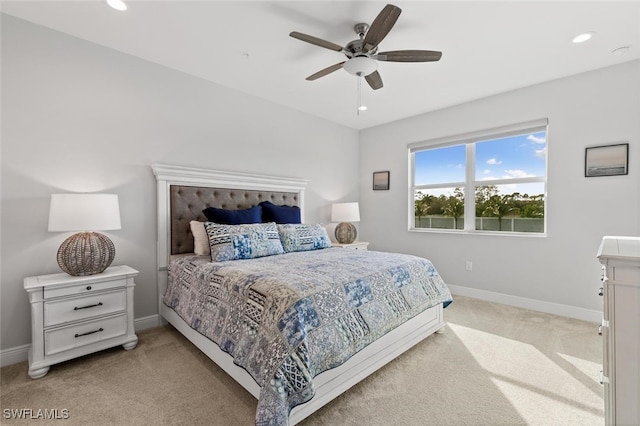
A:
164,247,452,425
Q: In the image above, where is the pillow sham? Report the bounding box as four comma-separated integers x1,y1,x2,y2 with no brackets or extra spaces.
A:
190,220,210,256
277,223,332,253
202,205,262,225
204,222,284,261
260,201,301,224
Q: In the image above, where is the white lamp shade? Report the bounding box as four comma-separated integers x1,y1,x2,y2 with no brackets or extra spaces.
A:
48,193,121,232
331,202,360,223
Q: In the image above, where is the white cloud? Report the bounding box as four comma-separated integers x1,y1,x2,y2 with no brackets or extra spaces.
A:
527,134,546,144
504,169,535,178
535,146,547,158
483,169,491,175
486,158,502,165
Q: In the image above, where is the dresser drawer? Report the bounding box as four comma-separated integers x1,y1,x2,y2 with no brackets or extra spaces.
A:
44,289,126,327
44,278,127,299
44,314,128,356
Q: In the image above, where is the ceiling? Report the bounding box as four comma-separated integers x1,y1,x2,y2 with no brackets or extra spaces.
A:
2,1,639,130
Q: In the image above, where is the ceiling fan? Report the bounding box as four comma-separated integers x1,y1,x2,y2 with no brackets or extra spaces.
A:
290,4,442,90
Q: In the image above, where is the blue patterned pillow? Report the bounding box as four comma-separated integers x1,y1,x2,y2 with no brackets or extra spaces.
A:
277,223,332,253
204,222,284,261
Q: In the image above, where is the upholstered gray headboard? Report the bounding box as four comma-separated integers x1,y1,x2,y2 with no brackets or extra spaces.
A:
170,185,300,255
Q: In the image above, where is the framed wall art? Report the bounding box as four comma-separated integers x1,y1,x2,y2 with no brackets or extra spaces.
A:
373,171,390,190
585,143,629,177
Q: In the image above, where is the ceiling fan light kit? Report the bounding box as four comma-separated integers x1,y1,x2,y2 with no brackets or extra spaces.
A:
290,3,443,110
343,56,378,76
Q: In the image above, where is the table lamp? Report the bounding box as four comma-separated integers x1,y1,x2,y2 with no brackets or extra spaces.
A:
48,193,121,276
331,202,360,244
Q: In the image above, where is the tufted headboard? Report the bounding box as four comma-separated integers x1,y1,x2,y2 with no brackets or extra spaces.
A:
153,164,308,264
170,185,300,255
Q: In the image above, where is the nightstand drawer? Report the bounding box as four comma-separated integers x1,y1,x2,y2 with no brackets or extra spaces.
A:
44,289,126,327
43,278,127,299
45,313,127,356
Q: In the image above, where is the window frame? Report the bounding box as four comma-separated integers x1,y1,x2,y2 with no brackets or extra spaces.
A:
408,119,548,236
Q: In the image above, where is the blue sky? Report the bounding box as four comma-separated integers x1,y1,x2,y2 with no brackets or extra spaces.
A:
415,131,547,195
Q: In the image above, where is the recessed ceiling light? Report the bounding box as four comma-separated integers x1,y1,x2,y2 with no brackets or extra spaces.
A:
107,0,127,11
358,105,368,111
572,32,595,44
612,46,630,56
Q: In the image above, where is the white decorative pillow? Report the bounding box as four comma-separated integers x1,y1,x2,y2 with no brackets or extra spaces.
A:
277,223,332,253
190,221,210,256
204,222,284,261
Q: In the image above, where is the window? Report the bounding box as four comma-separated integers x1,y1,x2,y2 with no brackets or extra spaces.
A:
410,119,548,234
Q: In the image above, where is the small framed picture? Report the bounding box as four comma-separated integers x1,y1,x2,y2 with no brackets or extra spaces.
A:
373,171,390,190
585,143,629,177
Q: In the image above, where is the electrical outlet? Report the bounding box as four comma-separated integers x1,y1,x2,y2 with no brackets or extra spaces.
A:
465,261,473,271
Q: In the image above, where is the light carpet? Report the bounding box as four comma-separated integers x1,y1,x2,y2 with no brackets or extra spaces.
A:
0,296,603,425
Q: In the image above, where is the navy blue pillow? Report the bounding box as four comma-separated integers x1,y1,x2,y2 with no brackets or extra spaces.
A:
260,201,301,224
202,205,262,225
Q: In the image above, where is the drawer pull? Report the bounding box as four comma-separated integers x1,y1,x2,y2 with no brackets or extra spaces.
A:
86,286,92,290
74,328,104,338
598,325,602,335
598,287,604,296
74,302,103,311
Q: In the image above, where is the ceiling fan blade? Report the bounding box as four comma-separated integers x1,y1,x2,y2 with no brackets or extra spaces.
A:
306,62,346,81
363,4,402,52
290,31,344,52
365,71,383,90
376,50,443,62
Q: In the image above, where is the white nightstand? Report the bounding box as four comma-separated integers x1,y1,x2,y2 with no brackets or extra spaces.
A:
333,241,369,250
24,265,138,379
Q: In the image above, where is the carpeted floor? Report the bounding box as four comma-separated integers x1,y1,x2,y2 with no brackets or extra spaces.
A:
0,296,603,425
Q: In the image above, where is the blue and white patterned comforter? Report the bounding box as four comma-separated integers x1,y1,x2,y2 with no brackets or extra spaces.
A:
164,248,452,425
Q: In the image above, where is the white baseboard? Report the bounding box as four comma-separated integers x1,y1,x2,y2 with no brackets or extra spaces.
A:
447,284,602,323
134,314,163,331
0,314,162,368
0,344,31,368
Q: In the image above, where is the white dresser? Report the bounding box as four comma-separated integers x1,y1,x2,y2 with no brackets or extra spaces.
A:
24,265,138,379
597,236,640,426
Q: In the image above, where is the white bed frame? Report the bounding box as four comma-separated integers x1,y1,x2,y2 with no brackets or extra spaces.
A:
152,164,445,424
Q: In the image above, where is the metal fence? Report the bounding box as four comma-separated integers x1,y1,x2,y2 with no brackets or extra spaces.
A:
415,216,544,233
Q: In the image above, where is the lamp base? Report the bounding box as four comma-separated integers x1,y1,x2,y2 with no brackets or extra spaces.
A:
335,222,357,244
57,232,115,276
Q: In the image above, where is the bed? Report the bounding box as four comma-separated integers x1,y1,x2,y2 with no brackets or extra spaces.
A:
152,164,452,425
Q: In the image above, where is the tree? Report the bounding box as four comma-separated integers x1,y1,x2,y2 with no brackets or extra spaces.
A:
475,185,498,217
414,192,434,227
518,194,544,218
482,194,519,231
442,188,464,229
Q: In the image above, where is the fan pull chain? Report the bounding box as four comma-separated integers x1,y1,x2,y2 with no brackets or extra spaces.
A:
357,74,362,116
356,73,367,116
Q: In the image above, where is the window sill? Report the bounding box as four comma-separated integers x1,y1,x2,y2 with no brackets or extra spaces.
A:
408,227,547,238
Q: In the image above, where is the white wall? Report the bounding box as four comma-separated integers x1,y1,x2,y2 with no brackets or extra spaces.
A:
0,15,359,350
359,60,640,318
3,13,638,356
